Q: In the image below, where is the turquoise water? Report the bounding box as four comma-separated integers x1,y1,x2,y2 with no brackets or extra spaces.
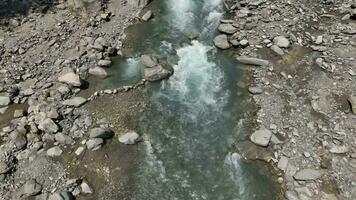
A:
107,0,280,199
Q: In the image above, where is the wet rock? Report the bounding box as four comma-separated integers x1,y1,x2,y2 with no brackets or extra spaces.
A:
248,86,263,95
89,67,108,78
250,129,272,147
80,181,93,194
348,96,356,114
58,72,82,87
293,169,324,181
213,34,230,49
62,97,87,107
144,64,173,82
273,36,290,48
119,131,140,145
98,59,112,67
38,118,59,134
141,55,158,68
86,138,104,150
22,179,42,197
218,24,238,34
142,10,153,21
236,56,269,66
47,146,63,157
89,128,114,139
0,96,10,106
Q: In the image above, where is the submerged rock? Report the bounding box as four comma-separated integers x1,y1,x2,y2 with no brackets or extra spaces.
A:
38,118,59,134
250,129,272,147
141,55,158,68
86,138,104,150
213,34,230,49
144,64,173,82
119,131,140,145
236,56,269,66
142,10,153,21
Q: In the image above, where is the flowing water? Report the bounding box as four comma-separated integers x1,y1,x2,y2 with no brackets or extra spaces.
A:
107,0,280,199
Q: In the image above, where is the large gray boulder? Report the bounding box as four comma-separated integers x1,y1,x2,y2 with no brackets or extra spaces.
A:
38,118,59,134
142,10,153,21
62,97,87,107
89,67,108,78
293,169,324,181
58,72,82,87
213,34,230,49
141,55,158,68
0,96,10,106
218,24,238,34
273,36,290,48
119,131,140,145
22,179,42,197
86,138,104,150
144,65,172,82
250,129,272,147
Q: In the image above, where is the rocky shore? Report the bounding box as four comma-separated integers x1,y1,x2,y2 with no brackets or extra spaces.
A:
214,0,356,199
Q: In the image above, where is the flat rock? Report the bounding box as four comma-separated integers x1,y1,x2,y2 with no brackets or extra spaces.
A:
348,96,356,114
89,128,114,139
277,156,289,171
144,64,172,82
218,24,238,34
38,118,59,134
271,45,285,55
47,146,63,157
141,55,158,68
0,96,10,106
293,169,324,181
62,97,87,107
273,36,290,48
250,129,272,147
10,131,27,150
248,86,263,94
329,145,349,154
142,10,153,21
89,67,108,78
55,133,74,145
86,138,104,150
98,59,112,67
80,182,93,194
236,56,269,66
119,131,140,145
213,34,230,49
22,179,42,197
48,191,75,200
58,72,81,87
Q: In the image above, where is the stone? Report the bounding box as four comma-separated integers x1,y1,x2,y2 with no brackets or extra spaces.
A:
248,86,263,94
277,156,289,171
129,0,150,8
239,39,249,47
119,131,140,145
0,106,8,114
98,60,112,67
0,96,10,106
75,146,85,156
250,129,272,147
89,128,114,139
348,96,356,114
271,45,285,55
86,138,104,150
14,109,26,118
141,55,158,68
62,97,87,107
22,179,42,197
144,64,172,82
38,118,59,134
142,10,153,21
47,146,63,157
329,145,349,154
10,131,27,150
80,182,93,194
89,67,108,78
213,34,230,49
218,24,238,34
58,72,81,87
0,162,10,174
315,35,323,45
273,36,290,48
236,56,269,66
48,191,75,200
55,133,74,145
293,169,324,180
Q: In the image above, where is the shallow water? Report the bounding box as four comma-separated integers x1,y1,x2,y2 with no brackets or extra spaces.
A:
106,0,280,199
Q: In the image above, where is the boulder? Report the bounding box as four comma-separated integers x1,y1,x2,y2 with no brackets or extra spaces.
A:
0,162,10,174
248,86,263,95
0,96,10,106
144,64,172,82
293,169,324,181
119,131,140,145
236,56,269,66
89,128,114,139
58,72,81,87
218,24,238,34
213,34,230,49
47,146,63,157
142,10,153,21
80,182,93,194
86,138,104,150
62,97,87,107
348,96,356,114
55,133,75,145
38,118,59,134
141,55,158,68
270,45,285,55
250,129,272,147
89,67,108,78
273,36,290,48
98,59,112,67
22,179,42,197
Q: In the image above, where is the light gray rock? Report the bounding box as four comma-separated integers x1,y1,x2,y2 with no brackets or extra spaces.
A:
271,45,285,55
47,146,63,157
48,191,75,200
22,179,42,197
38,118,59,134
75,146,85,156
98,60,112,67
0,106,8,114
142,10,153,21
348,96,356,114
273,36,290,48
58,72,81,87
86,138,104,150
62,97,87,107
236,56,269,66
80,182,93,194
89,128,114,139
129,0,150,7
89,67,108,78
141,55,158,68
14,109,26,118
218,24,238,34
293,169,324,180
144,65,172,82
10,131,27,150
248,86,263,95
213,34,230,49
329,145,349,154
55,133,74,145
250,129,272,147
119,131,140,145
277,156,289,171
239,39,249,47
0,96,10,106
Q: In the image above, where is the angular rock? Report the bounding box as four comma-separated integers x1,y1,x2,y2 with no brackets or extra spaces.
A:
348,96,356,114
144,65,173,82
22,179,42,197
55,133,74,145
62,97,87,107
236,56,269,66
38,118,59,134
48,191,75,200
47,146,63,157
0,162,10,174
142,10,153,21
10,131,27,150
248,86,263,95
141,55,158,68
239,39,249,47
277,156,289,171
329,145,349,154
213,34,230,49
75,146,85,156
89,128,114,139
218,24,238,34
271,45,285,55
89,67,108,78
0,96,10,106
250,129,272,147
119,131,140,145
86,138,104,150
58,72,81,87
273,36,290,48
98,60,112,67
293,169,324,181
80,181,93,194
